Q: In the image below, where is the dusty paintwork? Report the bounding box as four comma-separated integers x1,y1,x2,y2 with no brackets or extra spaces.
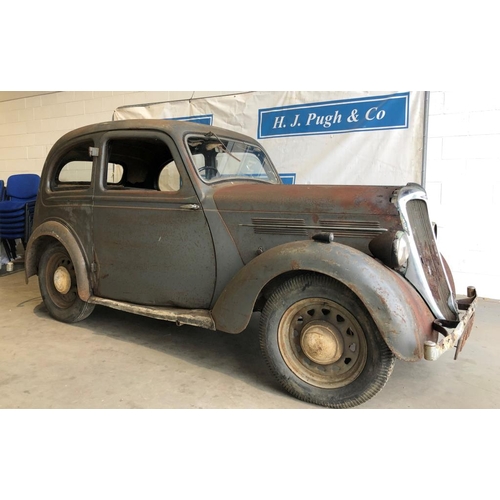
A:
213,184,402,263
24,119,477,408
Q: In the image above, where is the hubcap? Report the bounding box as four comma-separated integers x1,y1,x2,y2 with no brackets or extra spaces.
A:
300,321,342,365
53,266,72,294
278,297,368,389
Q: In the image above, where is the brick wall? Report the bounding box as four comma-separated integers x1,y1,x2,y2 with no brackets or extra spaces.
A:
426,91,500,299
0,91,234,180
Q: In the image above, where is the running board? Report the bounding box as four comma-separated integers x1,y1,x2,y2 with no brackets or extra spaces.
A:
88,296,216,330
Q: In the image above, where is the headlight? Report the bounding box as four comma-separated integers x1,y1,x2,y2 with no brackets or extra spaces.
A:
369,230,410,271
393,231,410,268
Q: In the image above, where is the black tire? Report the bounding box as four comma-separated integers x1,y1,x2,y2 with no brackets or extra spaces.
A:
38,241,95,323
259,273,395,409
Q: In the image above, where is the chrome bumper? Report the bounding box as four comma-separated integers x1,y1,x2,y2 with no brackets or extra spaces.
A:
424,286,478,361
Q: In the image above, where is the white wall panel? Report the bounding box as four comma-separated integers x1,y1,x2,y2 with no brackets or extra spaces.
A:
426,91,500,299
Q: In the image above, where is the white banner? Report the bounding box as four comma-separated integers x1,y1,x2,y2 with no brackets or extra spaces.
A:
114,91,426,186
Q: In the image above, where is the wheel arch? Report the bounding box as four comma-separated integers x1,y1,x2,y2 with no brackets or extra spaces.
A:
212,240,436,361
25,220,92,301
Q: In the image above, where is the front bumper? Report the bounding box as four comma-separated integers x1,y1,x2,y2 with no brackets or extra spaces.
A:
424,286,478,361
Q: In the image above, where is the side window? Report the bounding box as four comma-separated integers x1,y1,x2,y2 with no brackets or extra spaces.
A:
54,140,94,189
105,137,180,192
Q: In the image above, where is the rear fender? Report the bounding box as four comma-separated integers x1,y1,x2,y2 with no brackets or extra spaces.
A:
212,240,435,361
25,220,92,301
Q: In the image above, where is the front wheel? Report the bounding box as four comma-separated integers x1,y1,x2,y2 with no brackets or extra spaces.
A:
38,241,95,323
259,274,395,408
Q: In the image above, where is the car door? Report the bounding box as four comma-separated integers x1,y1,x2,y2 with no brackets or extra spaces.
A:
92,130,216,309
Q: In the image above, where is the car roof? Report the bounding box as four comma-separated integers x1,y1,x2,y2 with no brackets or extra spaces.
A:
51,119,259,148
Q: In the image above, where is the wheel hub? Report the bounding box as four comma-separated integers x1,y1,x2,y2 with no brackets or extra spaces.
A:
300,321,343,365
53,266,71,294
277,297,368,389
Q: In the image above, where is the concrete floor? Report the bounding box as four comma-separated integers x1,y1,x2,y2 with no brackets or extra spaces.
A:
1,267,499,409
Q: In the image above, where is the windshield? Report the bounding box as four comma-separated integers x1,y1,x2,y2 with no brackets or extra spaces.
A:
187,134,280,184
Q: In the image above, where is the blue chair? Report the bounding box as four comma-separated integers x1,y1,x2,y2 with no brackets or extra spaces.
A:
0,173,40,261
0,180,5,200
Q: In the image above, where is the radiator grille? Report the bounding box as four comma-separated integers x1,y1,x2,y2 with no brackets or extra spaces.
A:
406,199,456,320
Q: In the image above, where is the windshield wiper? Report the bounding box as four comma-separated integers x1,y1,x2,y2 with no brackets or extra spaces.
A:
205,131,240,162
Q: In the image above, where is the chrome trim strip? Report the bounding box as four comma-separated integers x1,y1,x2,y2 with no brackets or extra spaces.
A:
240,223,387,233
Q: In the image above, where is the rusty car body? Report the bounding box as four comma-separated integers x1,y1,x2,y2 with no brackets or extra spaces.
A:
25,119,477,408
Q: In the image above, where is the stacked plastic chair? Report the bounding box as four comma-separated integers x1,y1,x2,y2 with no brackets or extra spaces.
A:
0,173,40,261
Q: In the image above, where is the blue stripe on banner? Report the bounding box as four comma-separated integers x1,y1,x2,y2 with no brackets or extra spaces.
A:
279,173,296,185
258,92,410,139
165,114,213,125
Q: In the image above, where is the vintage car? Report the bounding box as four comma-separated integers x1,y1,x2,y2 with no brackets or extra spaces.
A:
25,119,477,408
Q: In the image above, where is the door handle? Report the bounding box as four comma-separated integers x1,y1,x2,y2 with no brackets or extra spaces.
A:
180,203,200,211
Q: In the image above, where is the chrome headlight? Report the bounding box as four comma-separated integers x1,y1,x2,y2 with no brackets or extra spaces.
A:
369,230,410,271
393,231,410,268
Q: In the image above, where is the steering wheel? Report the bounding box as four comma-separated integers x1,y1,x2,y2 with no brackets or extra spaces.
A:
198,166,220,178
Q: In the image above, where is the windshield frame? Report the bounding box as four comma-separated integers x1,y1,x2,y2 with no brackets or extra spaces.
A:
185,133,281,185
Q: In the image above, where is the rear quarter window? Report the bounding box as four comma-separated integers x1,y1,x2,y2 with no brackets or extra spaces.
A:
53,140,94,190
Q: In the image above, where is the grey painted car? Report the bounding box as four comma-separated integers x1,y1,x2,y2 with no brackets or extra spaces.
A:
25,119,477,408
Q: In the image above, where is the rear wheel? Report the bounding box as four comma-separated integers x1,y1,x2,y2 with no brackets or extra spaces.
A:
259,274,395,408
38,242,94,323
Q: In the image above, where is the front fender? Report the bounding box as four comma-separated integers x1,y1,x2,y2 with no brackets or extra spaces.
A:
212,240,436,361
25,220,92,301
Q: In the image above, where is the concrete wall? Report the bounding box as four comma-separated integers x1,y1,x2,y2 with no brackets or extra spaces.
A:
0,91,497,299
